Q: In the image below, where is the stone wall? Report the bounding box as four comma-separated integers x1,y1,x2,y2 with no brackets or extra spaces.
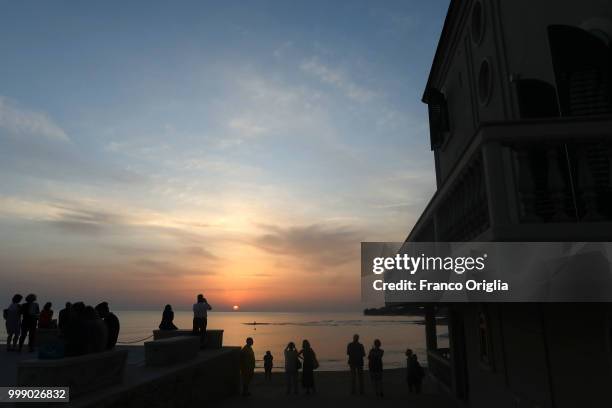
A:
144,336,200,367
152,329,224,349
18,350,128,398
70,348,240,408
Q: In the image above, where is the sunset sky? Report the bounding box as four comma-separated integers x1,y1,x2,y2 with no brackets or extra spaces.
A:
0,1,447,311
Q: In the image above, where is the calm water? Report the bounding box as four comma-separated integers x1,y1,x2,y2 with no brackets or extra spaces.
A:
2,311,449,371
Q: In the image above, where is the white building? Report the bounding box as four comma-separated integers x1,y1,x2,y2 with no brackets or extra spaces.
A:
406,1,612,406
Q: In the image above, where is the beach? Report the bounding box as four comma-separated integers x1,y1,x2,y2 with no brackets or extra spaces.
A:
0,345,458,407
216,369,458,408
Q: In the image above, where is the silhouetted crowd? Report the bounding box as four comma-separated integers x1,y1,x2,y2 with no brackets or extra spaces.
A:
6,292,426,399
3,293,120,356
238,333,425,398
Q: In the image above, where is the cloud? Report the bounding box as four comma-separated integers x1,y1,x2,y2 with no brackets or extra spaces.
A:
131,259,214,277
250,223,363,269
369,8,421,37
45,205,125,235
0,96,68,142
107,244,217,260
0,196,220,250
183,246,216,258
42,201,210,244
210,72,336,150
228,117,268,138
273,41,294,59
300,58,377,103
0,97,146,188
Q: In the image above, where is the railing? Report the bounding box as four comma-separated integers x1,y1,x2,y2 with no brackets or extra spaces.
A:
406,116,612,243
427,347,452,389
437,154,489,241
511,141,612,222
410,153,490,243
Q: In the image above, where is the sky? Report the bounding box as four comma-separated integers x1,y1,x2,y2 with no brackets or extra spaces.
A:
0,0,448,311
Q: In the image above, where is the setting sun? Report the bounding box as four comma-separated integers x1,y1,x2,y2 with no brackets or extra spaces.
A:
232,305,240,311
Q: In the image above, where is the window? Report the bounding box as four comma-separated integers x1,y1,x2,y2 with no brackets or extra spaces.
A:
426,88,450,150
478,59,492,105
548,24,612,116
471,1,484,45
478,310,493,368
516,79,560,118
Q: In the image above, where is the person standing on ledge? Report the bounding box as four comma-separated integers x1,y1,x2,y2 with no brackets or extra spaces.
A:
347,334,366,395
240,337,256,396
192,294,212,344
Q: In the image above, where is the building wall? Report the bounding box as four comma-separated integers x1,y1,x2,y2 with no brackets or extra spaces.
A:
421,1,612,406
433,0,514,185
431,0,612,185
541,303,612,408
498,0,612,90
457,303,612,408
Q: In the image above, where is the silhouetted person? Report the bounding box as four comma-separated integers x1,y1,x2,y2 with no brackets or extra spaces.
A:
83,306,107,353
284,342,299,395
240,337,255,396
58,302,71,335
18,294,39,352
264,351,273,380
65,302,87,356
406,349,424,393
95,302,119,350
299,339,318,394
347,334,365,395
38,302,54,329
4,294,22,351
192,294,212,344
159,304,178,330
368,339,384,397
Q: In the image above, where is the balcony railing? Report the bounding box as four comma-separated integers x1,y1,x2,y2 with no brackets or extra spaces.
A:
511,141,612,223
437,154,489,241
410,152,490,242
407,116,612,243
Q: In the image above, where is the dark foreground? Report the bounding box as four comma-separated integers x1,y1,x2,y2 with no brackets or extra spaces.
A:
1,347,457,407
216,368,459,408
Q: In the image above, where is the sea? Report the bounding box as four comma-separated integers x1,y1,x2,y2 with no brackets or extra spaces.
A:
2,311,449,371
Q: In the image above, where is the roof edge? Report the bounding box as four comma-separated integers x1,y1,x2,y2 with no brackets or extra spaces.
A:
422,0,461,104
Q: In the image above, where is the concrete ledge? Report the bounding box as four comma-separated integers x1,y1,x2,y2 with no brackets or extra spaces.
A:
152,329,193,340
37,329,64,359
18,350,128,398
153,329,224,348
205,330,223,349
70,347,241,408
144,336,200,367
37,328,60,345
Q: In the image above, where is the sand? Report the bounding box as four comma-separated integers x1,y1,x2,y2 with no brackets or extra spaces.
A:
1,347,458,407
216,368,459,408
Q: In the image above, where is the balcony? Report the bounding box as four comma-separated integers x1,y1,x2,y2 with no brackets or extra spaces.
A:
408,115,612,243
